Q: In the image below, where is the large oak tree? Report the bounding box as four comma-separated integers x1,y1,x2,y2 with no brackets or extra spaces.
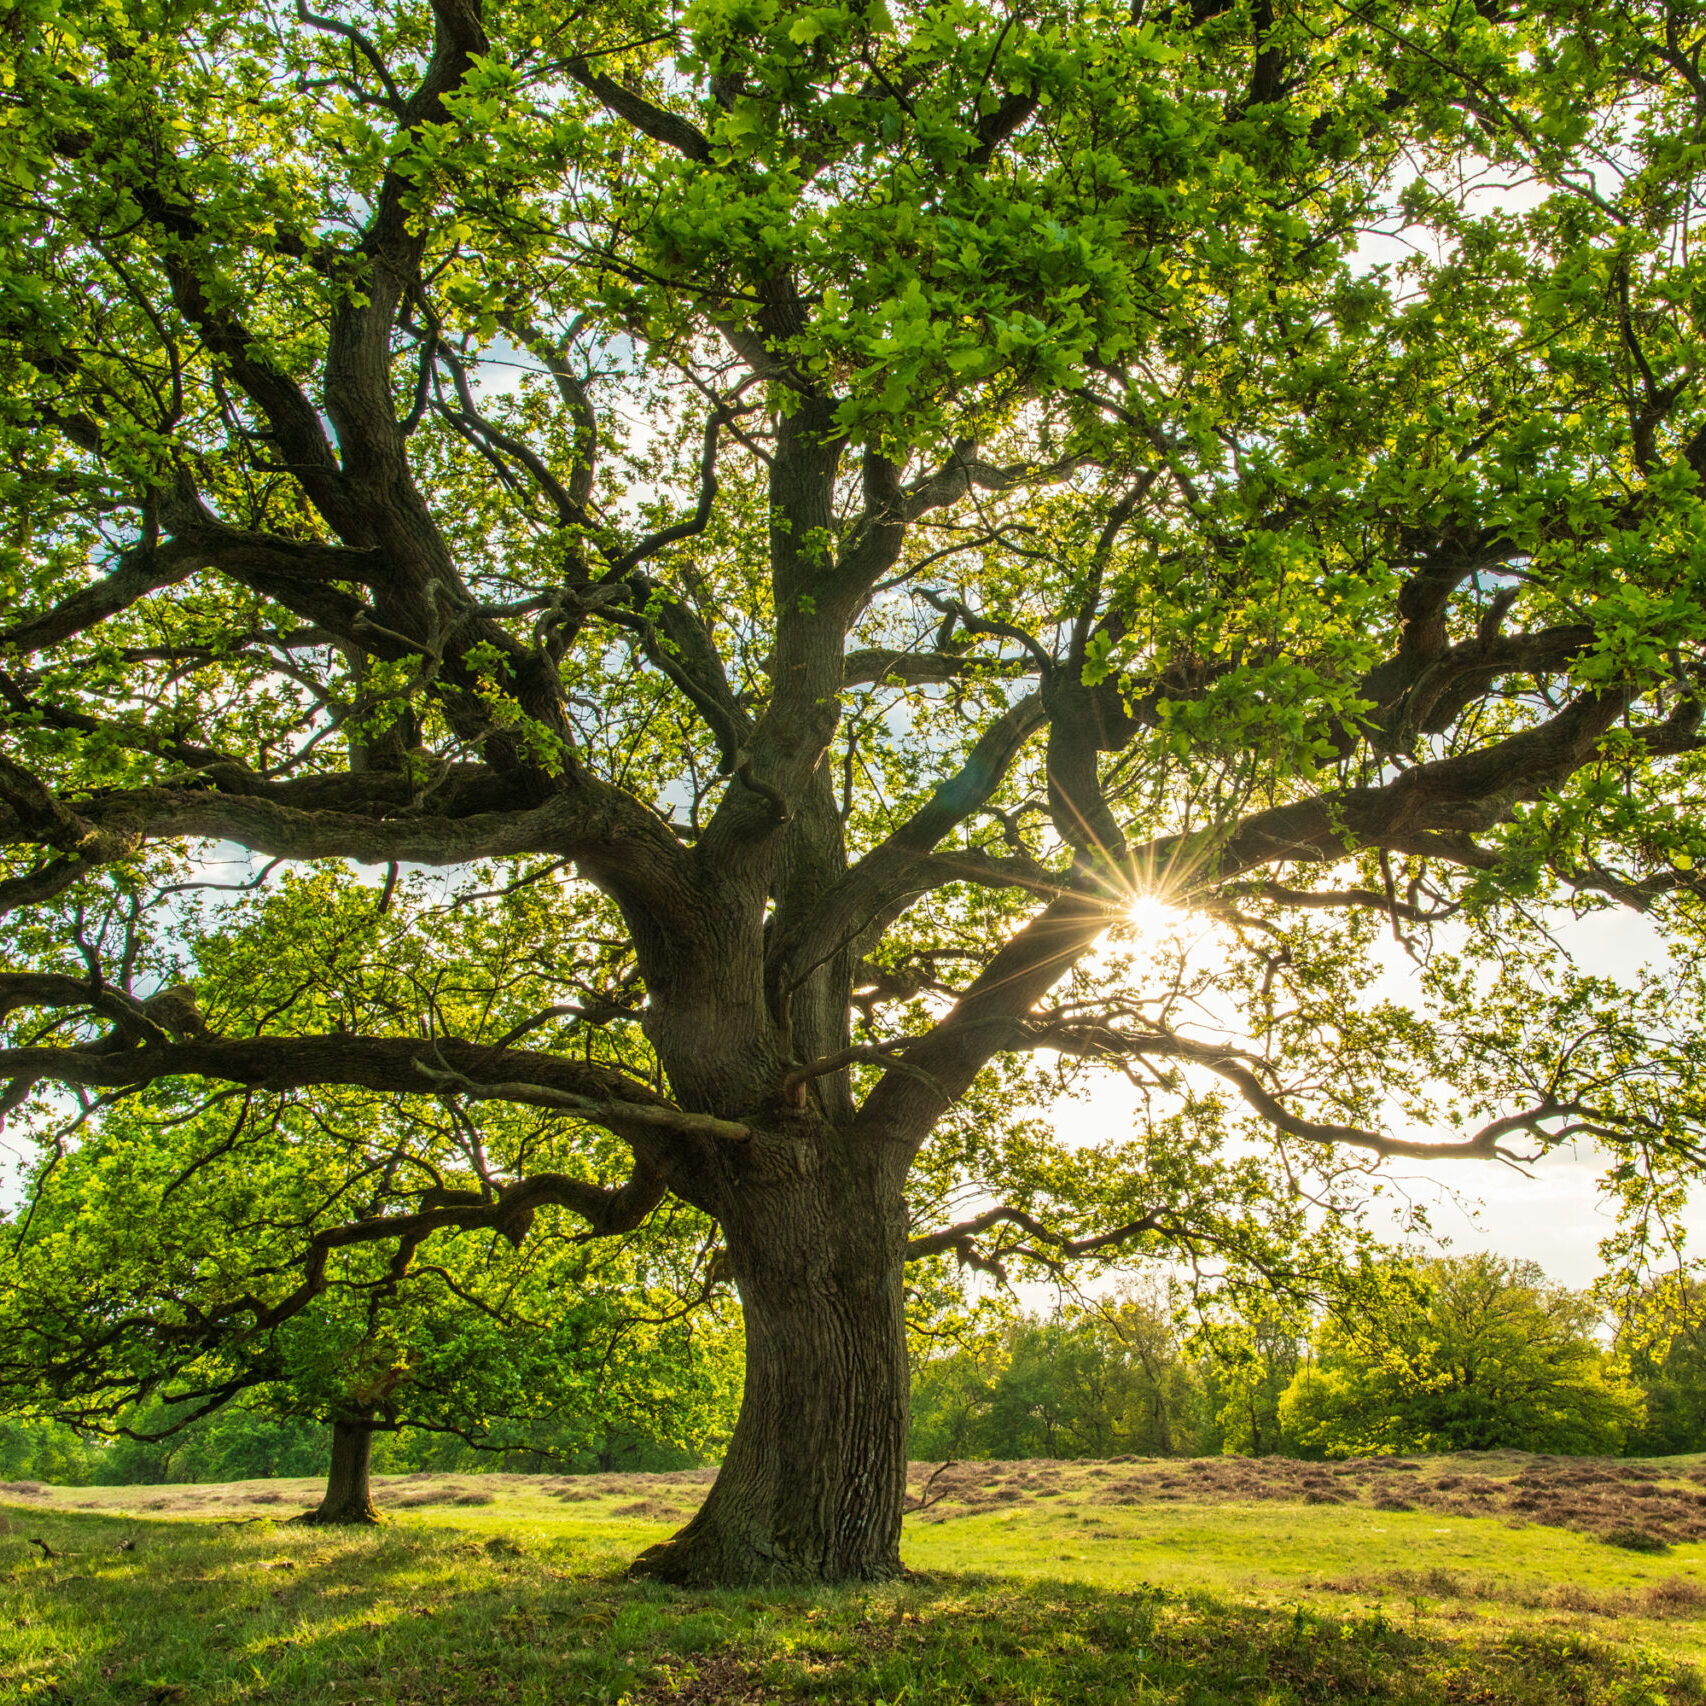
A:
5,0,1706,1583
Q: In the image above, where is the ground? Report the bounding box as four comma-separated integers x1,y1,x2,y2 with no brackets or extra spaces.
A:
3,1452,1705,1704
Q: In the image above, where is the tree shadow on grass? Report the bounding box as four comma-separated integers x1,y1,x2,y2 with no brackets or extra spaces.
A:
2,1504,1703,1706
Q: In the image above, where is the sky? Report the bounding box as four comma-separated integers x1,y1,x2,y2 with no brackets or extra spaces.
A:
1069,901,1706,1293
1357,910,1706,1289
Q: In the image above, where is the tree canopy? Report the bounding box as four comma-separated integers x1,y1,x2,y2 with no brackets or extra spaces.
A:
5,0,1706,1582
1279,1253,1644,1457
0,1044,741,1517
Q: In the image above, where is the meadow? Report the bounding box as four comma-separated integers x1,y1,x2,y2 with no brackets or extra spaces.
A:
4,1451,1705,1705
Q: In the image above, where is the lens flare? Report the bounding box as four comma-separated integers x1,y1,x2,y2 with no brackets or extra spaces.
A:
1126,892,1174,947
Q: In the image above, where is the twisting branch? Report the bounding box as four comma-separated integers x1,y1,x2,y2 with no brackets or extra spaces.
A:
410,1059,754,1146
1034,1019,1605,1163
900,1197,1275,1285
315,1158,670,1249
612,411,729,573
1215,879,1463,924
780,1037,946,1107
295,1,406,113
907,1203,1167,1264
565,58,712,161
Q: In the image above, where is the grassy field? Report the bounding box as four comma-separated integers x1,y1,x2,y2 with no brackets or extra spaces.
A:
4,1451,1706,1704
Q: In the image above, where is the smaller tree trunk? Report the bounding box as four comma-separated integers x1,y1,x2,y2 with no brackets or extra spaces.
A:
297,1411,381,1525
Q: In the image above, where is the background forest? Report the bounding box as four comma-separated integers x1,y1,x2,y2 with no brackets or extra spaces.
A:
6,1249,1704,1487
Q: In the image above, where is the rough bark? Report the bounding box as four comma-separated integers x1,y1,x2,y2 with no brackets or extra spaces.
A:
298,1411,382,1525
632,1134,911,1585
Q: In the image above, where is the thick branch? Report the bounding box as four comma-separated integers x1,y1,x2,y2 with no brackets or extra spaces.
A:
842,648,1036,688
316,1157,669,1249
565,60,712,161
0,776,688,905
0,1033,676,1128
768,691,1046,989
853,687,1639,1145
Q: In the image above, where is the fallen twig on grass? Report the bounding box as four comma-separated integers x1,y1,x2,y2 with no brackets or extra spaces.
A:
906,1461,960,1514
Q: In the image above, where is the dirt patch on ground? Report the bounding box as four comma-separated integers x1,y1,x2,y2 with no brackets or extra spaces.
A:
632,1654,769,1703
1319,1564,1706,1619
903,1453,1706,1548
6,1453,1700,1551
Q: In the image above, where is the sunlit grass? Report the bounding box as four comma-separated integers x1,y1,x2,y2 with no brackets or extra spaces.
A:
5,1456,1706,1704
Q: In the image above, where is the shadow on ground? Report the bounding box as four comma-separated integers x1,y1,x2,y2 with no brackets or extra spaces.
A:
3,1498,1704,1706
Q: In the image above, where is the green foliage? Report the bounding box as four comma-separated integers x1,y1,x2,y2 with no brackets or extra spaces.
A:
1279,1254,1644,1459
0,942,744,1473
0,1415,92,1485
88,1405,328,1486
909,1293,1217,1461
1199,1311,1309,1458
1614,1273,1706,1457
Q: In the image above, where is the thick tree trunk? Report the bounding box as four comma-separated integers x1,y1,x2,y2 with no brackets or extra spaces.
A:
298,1410,381,1525
632,1138,910,1585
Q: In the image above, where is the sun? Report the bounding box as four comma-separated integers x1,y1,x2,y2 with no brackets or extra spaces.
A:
1125,892,1176,948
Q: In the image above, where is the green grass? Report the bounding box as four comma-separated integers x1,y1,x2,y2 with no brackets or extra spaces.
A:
4,1460,1706,1705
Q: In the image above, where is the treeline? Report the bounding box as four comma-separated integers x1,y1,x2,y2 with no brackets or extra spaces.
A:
0,1404,719,1488
0,1391,734,1489
911,1254,1706,1463
9,1251,1703,1486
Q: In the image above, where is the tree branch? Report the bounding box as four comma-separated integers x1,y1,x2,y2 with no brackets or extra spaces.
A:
565,59,712,161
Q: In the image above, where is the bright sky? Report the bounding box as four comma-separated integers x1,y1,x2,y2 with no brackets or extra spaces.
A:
1068,902,1706,1293
1357,909,1706,1289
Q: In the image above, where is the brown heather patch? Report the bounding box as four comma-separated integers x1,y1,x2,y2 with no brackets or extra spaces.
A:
1322,1566,1706,1624
896,1452,1706,1546
612,1498,697,1520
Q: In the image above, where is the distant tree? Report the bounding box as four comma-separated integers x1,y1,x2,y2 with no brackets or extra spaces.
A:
983,1318,1124,1458
87,1403,327,1486
1279,1254,1643,1458
1613,1272,1706,1456
909,1293,1208,1461
907,1337,1003,1463
1201,1311,1307,1458
0,1416,93,1485
1104,1295,1206,1459
0,1064,740,1517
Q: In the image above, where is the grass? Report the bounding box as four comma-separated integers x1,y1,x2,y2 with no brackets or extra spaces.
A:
4,1453,1706,1705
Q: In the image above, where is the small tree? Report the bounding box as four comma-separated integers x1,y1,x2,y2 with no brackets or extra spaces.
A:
1279,1254,1644,1458
1,1065,738,1520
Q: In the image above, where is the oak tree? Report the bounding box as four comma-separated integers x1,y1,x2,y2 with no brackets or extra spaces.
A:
6,0,1706,1582
0,1009,740,1521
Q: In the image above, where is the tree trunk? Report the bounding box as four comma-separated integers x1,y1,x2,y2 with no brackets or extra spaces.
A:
632,1137,910,1585
298,1410,381,1525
